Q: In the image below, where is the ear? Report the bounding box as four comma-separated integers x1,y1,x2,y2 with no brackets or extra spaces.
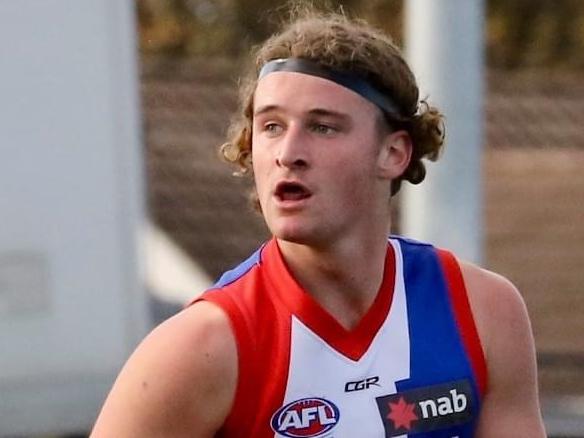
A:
376,130,413,180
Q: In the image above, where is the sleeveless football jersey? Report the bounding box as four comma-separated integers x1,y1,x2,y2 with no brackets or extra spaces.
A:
191,237,487,438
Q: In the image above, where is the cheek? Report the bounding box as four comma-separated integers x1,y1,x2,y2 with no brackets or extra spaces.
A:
330,157,378,202
251,147,271,194
251,132,272,166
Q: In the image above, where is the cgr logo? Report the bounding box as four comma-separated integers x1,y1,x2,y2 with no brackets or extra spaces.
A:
270,397,340,437
376,380,474,436
345,376,380,392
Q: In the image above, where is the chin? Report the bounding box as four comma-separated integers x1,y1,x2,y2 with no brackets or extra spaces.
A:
269,220,316,245
265,209,334,247
272,225,333,248
272,228,311,244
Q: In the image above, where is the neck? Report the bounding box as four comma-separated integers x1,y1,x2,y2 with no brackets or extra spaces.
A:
277,225,391,330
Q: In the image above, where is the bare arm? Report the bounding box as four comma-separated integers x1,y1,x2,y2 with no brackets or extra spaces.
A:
90,301,237,438
461,263,546,437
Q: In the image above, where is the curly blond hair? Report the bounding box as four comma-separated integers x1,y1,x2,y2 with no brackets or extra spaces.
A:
221,8,445,197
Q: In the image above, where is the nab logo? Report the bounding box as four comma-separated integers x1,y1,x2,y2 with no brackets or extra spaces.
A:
376,380,474,436
271,397,340,438
419,388,467,419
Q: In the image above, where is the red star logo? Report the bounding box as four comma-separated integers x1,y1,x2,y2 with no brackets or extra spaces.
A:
387,397,418,430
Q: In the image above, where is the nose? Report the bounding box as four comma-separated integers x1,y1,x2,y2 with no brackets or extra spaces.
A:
276,124,309,169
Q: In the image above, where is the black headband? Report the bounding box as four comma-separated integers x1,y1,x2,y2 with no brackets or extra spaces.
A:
258,58,405,118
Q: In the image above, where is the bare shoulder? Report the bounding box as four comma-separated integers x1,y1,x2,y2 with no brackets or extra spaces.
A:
458,261,530,356
457,261,546,436
91,300,237,438
457,260,534,377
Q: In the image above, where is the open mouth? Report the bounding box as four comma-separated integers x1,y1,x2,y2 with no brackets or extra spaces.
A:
275,181,312,202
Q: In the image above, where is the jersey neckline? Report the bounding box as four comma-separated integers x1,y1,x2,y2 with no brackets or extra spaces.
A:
261,238,396,362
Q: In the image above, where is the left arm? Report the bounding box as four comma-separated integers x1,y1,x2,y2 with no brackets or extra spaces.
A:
460,263,546,437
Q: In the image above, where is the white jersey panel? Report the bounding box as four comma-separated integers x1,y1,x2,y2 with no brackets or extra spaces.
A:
276,240,410,438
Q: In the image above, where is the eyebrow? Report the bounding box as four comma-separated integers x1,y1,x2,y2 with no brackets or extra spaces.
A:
253,104,280,117
253,105,352,123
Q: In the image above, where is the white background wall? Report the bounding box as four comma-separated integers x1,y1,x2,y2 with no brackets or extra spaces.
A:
0,0,148,435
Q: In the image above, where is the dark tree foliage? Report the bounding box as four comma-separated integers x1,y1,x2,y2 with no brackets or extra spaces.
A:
137,0,400,56
487,0,584,69
137,0,584,69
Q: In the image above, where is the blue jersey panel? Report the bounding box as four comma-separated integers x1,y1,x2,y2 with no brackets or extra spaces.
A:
394,237,481,437
213,244,264,288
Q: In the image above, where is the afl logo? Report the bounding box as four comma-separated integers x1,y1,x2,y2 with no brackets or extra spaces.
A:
271,397,340,437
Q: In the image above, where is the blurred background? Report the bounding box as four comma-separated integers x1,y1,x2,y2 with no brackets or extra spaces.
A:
1,0,583,436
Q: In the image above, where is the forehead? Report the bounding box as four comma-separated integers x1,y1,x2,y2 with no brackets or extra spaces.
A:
253,71,381,118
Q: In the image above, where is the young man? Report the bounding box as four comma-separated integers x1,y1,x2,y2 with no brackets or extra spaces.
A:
92,10,546,438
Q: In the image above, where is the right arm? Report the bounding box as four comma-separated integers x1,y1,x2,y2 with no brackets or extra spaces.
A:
90,301,237,438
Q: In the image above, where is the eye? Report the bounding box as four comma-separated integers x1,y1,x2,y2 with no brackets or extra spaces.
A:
263,122,283,136
310,123,338,136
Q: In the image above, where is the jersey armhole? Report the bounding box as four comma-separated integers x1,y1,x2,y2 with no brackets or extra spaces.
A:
190,292,256,433
436,249,488,399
